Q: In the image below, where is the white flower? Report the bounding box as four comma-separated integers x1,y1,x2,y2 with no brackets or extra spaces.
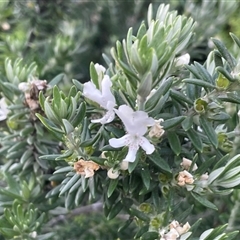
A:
83,75,116,124
175,53,190,67
109,105,155,162
94,63,106,75
0,98,9,121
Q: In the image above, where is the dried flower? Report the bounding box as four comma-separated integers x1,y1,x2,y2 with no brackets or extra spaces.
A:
161,228,179,240
169,220,191,235
177,170,194,186
181,157,198,171
149,119,165,138
200,172,209,181
74,159,100,178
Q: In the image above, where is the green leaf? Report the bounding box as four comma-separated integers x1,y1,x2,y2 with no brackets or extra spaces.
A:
54,166,73,174
194,62,214,84
60,173,80,196
183,78,215,89
39,154,60,161
44,100,60,123
130,208,150,222
107,179,118,198
181,115,193,131
118,218,133,233
48,73,65,86
167,131,181,155
89,177,96,200
90,62,99,89
141,231,159,240
71,102,86,127
137,72,152,99
161,116,185,130
213,50,224,68
199,116,218,148
218,92,240,104
62,119,74,134
170,89,193,105
208,112,230,121
145,77,173,111
177,205,194,223
52,86,61,109
134,225,149,239
212,38,236,70
74,188,85,206
148,151,171,173
128,152,140,173
107,200,123,220
72,79,83,91
216,66,235,82
65,192,75,209
36,114,64,134
230,32,240,49
140,168,151,190
69,178,82,194
186,128,203,152
191,192,218,210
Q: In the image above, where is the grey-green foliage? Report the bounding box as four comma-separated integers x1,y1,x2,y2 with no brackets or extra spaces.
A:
36,3,240,240
0,1,240,240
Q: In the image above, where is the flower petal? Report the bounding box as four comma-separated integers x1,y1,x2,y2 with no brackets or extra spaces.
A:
94,63,106,74
101,75,115,105
91,110,115,124
124,146,139,162
109,135,129,148
83,81,103,105
115,105,154,135
114,105,134,132
139,136,155,154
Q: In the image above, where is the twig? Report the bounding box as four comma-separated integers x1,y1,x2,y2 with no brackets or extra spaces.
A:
47,202,103,227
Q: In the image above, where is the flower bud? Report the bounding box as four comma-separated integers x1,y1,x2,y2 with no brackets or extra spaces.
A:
107,168,119,179
120,161,129,170
175,53,190,67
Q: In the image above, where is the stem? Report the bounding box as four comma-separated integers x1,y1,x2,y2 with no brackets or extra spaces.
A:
67,133,83,156
227,200,240,231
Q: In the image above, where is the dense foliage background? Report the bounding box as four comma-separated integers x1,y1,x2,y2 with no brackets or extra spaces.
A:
1,1,240,239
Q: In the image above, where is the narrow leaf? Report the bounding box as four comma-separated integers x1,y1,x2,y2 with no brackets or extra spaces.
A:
199,116,218,148
191,192,218,210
